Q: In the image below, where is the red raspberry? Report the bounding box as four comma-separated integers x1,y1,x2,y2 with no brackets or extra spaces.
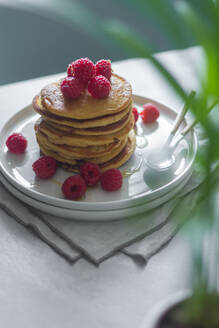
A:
6,133,27,154
61,76,84,99
32,156,57,179
132,107,139,122
95,59,112,80
73,58,95,84
88,75,111,99
80,162,101,186
140,103,160,124
100,168,123,192
62,175,86,200
67,63,74,77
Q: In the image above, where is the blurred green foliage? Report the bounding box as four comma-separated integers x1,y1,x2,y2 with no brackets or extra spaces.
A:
103,1,219,323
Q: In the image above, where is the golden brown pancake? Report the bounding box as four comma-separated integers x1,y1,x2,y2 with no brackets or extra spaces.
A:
99,130,136,172
38,136,128,166
39,144,78,166
33,71,136,175
40,74,132,120
33,95,132,129
35,114,134,147
56,130,136,173
46,110,132,136
36,130,123,159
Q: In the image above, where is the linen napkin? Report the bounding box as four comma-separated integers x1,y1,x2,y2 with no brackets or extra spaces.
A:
0,133,210,265
122,176,205,262
0,162,207,265
0,179,81,263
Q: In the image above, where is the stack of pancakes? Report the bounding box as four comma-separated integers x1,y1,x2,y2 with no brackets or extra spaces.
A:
32,73,136,172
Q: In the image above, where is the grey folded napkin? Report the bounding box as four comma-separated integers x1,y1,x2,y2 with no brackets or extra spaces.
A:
0,133,209,265
0,164,206,265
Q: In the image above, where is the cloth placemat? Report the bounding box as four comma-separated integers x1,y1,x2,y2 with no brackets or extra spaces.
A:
122,179,204,263
0,133,209,265
0,182,81,262
0,163,206,265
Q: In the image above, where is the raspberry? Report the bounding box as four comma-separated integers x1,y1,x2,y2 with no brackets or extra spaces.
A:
140,103,160,124
132,107,139,122
32,156,57,179
100,168,123,192
6,133,27,154
95,59,112,80
73,58,95,84
61,76,85,99
88,75,111,99
62,175,86,200
80,162,101,186
67,63,74,77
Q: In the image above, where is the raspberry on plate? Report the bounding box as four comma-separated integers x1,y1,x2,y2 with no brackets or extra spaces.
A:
67,63,74,77
95,59,112,80
132,107,139,122
140,103,160,124
88,75,111,99
32,156,57,179
62,175,86,200
80,162,101,186
73,58,95,84
6,133,27,154
100,168,123,192
61,76,85,99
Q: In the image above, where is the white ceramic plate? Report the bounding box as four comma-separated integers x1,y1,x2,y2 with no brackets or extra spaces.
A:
0,170,191,221
0,95,197,212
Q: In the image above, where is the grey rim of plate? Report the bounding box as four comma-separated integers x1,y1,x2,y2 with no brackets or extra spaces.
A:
0,95,198,212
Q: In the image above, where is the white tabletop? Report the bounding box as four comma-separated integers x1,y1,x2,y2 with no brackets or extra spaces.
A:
0,47,202,328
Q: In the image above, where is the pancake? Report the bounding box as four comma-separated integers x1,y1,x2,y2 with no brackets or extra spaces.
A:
99,129,136,171
82,137,128,164
40,73,132,120
36,130,123,159
46,110,132,136
57,130,136,173
33,95,132,129
35,114,134,147
39,144,78,166
33,70,136,175
38,136,128,166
